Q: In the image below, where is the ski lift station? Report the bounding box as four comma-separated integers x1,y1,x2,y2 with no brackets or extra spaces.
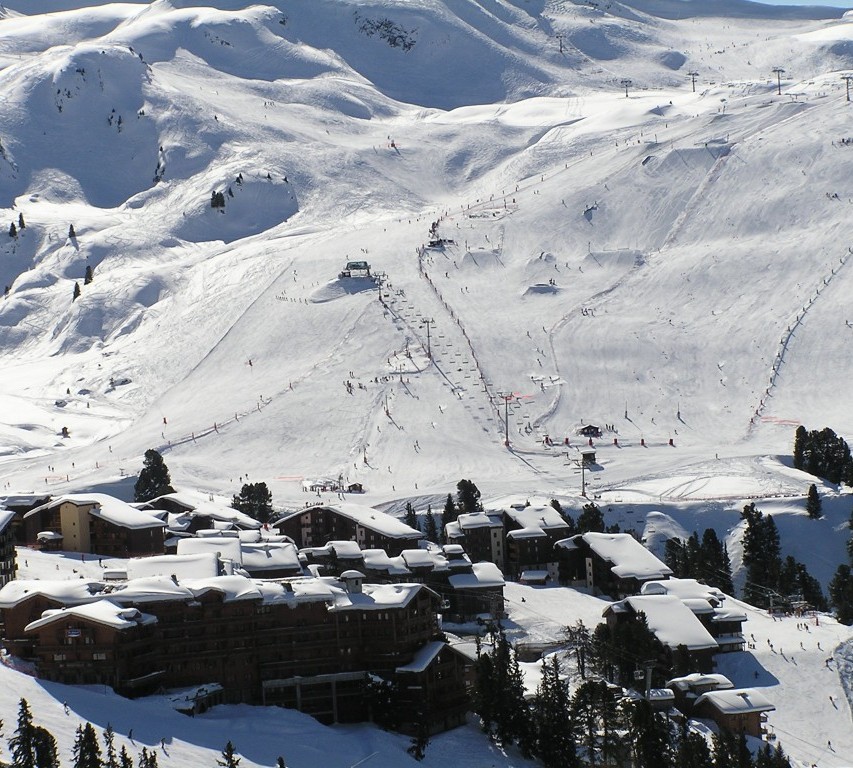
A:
338,260,371,278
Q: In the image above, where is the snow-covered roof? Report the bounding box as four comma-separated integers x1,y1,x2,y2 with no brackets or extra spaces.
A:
396,641,445,673
126,553,220,581
281,503,422,540
26,493,166,530
177,536,243,564
331,582,433,611
103,576,195,604
146,492,262,529
401,548,447,570
610,595,718,651
241,542,301,573
304,540,364,559
0,579,105,608
695,688,775,715
712,605,748,622
647,688,675,703
361,548,410,575
568,533,672,581
448,562,505,589
25,600,157,633
507,526,548,540
184,575,264,602
667,673,734,691
641,578,725,604
456,511,502,530
502,504,568,532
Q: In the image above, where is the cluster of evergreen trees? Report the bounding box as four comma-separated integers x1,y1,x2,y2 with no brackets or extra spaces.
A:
664,529,734,594
472,638,792,768
402,478,483,543
793,426,853,485
741,503,825,611
6,699,140,768
232,481,274,524
8,213,24,238
4,699,286,768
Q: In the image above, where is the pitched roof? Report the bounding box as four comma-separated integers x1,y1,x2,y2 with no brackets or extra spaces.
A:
0,579,104,608
564,533,672,581
609,594,718,651
25,600,157,633
448,562,505,589
279,503,423,539
26,493,165,530
695,688,775,715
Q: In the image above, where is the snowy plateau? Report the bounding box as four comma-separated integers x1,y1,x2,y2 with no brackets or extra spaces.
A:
2,0,853,764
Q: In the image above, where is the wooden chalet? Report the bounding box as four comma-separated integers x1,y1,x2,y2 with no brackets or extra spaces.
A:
23,494,165,557
693,688,775,738
557,532,672,597
273,503,422,557
603,594,718,673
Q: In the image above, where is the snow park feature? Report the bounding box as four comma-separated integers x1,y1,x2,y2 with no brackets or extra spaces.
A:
2,0,853,764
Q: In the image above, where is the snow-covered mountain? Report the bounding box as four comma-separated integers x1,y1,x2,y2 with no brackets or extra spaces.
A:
3,0,853,764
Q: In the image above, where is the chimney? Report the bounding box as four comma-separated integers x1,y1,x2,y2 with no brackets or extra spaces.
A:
340,570,364,594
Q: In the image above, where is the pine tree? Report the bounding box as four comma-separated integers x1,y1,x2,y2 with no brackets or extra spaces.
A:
119,745,133,768
456,479,482,514
103,723,118,768
404,501,418,530
673,725,714,768
73,281,81,301
806,483,822,519
572,680,620,768
217,741,241,768
69,224,76,238
441,493,457,530
232,482,273,524
276,758,286,768
134,448,175,502
713,731,753,768
829,564,853,624
84,265,94,285
72,722,103,768
848,507,853,564
425,507,438,543
576,502,605,533
533,656,577,768
793,425,806,470
562,620,592,678
9,698,36,768
18,212,25,229
627,698,671,768
32,726,60,768
9,222,17,238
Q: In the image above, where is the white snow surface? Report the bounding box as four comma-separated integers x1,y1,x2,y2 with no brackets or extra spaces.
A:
1,0,853,764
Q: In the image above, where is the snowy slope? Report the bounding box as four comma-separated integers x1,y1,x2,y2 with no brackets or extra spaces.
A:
2,0,853,761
